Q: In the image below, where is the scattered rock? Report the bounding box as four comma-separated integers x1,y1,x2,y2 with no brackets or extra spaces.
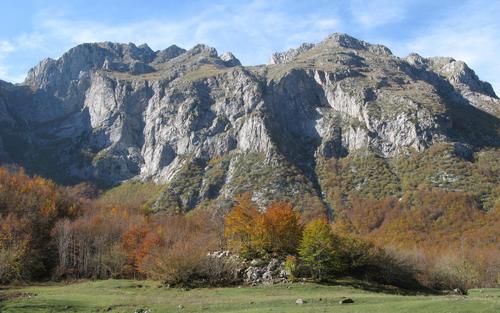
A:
296,298,306,304
339,297,354,304
453,288,466,295
134,308,151,313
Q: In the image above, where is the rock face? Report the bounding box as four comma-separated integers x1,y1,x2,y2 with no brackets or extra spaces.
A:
0,33,498,213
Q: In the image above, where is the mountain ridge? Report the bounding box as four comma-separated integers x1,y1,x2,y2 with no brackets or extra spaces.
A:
0,32,498,214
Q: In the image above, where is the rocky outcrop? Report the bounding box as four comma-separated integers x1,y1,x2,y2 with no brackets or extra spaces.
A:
220,52,241,67
269,43,315,64
244,258,288,285
0,33,498,212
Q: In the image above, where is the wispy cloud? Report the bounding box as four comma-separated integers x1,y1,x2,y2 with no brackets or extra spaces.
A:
0,0,499,95
5,1,340,72
399,0,500,94
0,40,20,82
349,0,412,28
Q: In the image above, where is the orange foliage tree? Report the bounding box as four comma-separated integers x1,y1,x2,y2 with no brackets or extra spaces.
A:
224,193,260,257
255,201,303,255
225,193,303,257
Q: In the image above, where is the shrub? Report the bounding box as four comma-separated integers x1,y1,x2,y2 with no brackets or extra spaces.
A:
365,247,422,290
336,233,376,273
138,214,219,286
199,254,241,286
141,238,207,287
431,254,480,294
0,247,16,284
284,255,298,281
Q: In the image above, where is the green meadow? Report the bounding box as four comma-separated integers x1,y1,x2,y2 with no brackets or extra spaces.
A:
1,279,499,313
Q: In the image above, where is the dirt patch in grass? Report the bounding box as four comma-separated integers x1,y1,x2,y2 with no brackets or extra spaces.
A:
0,292,36,302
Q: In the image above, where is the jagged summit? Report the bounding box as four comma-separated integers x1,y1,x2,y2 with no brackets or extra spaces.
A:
220,52,241,67
24,41,239,90
269,33,393,65
0,33,498,213
320,33,393,55
269,42,315,64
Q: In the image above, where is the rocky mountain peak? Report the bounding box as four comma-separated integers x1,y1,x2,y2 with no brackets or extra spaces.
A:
24,42,159,89
319,32,393,55
268,42,315,64
154,45,186,64
220,52,241,67
321,32,365,49
188,44,219,58
429,57,497,97
405,54,497,100
269,33,394,65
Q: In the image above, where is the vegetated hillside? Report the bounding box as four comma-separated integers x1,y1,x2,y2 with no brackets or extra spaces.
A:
1,167,499,290
0,33,498,215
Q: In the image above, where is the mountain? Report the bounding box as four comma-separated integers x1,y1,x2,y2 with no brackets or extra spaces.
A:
0,33,498,214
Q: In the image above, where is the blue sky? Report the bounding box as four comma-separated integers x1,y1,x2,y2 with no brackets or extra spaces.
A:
1,0,499,93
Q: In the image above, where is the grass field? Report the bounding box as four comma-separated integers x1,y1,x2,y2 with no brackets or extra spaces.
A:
1,279,499,313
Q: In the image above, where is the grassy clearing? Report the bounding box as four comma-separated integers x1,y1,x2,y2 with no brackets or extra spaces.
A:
1,280,499,313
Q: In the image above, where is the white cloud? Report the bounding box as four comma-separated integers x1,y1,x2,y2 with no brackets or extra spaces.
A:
349,0,411,28
400,1,500,94
0,40,25,83
0,41,14,54
0,1,344,82
3,0,497,95
16,2,339,64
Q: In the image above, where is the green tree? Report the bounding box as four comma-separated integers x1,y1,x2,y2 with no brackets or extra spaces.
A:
298,219,343,280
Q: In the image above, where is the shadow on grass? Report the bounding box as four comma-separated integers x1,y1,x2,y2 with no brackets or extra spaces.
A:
318,276,439,296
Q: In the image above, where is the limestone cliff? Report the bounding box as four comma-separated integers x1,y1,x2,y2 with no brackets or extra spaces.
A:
0,33,498,213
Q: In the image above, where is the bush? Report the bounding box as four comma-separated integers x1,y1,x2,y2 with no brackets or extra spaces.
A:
365,247,422,290
142,239,207,287
0,248,16,284
199,254,241,286
284,255,298,281
101,244,128,278
336,233,376,273
431,255,480,294
138,215,220,287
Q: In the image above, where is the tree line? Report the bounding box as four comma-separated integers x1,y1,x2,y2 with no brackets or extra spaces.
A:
0,167,498,293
